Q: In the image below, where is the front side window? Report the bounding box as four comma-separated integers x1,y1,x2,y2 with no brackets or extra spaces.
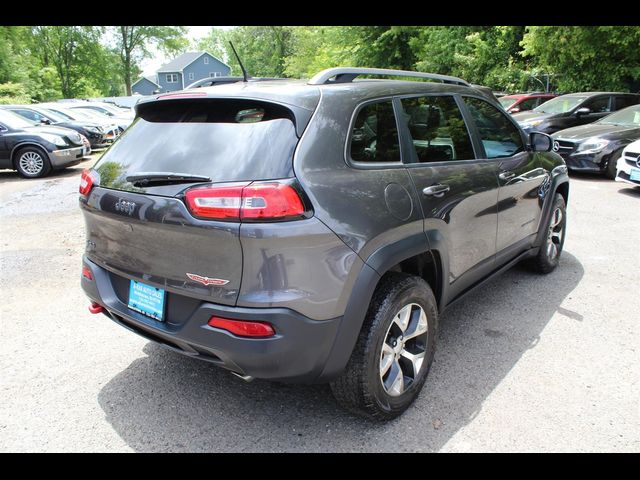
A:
400,95,474,163
583,96,611,113
14,109,41,122
350,100,400,163
464,97,524,159
516,98,538,112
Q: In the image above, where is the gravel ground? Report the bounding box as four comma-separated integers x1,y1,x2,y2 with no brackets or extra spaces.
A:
1,157,638,452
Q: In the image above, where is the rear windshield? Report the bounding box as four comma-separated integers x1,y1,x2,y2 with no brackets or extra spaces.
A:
93,99,299,193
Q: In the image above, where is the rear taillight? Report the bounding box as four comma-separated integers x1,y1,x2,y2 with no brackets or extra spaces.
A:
79,169,96,197
208,316,275,338
185,181,307,221
82,265,93,280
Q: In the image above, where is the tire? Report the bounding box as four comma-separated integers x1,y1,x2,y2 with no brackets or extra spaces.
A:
529,193,566,274
330,272,438,420
14,145,52,178
605,149,622,180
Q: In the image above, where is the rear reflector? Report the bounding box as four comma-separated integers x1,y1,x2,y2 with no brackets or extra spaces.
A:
88,302,104,314
79,169,96,197
185,181,305,221
82,265,93,280
208,317,275,338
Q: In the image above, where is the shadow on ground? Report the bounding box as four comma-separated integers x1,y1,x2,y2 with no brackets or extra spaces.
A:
98,252,584,452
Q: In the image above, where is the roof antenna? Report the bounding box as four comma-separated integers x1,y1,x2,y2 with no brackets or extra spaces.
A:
229,41,249,82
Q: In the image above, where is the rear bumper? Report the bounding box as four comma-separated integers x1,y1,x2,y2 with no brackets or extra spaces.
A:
81,256,342,383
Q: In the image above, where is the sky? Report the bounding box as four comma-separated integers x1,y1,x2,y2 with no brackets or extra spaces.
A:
140,26,234,77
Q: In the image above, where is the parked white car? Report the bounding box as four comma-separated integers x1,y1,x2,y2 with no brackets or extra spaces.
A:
616,138,640,187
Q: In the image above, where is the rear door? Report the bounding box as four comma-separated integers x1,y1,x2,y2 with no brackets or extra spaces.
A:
462,96,547,259
82,98,304,306
399,94,500,297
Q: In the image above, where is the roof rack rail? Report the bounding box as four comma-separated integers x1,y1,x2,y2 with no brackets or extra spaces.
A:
308,67,470,87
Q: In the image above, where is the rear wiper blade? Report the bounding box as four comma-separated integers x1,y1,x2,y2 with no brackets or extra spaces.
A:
126,172,211,186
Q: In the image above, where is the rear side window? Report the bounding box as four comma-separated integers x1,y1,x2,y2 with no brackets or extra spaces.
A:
93,99,299,193
615,96,639,110
399,95,475,163
464,97,524,159
350,100,401,163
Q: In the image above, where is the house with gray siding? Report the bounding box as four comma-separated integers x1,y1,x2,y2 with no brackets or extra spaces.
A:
156,51,231,92
131,75,160,95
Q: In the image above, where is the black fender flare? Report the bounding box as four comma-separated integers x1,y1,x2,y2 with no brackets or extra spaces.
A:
317,232,445,381
533,169,570,249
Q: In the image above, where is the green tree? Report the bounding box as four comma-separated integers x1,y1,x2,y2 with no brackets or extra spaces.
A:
225,26,294,77
31,26,105,98
521,26,640,92
111,26,188,95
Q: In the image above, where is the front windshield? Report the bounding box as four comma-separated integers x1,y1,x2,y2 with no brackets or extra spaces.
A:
0,109,37,129
499,97,517,109
597,105,640,126
43,108,75,121
533,95,588,114
73,107,111,120
38,108,67,123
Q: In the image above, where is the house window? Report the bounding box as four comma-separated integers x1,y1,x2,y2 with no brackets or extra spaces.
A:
166,73,178,83
188,72,194,80
209,72,222,78
204,56,209,64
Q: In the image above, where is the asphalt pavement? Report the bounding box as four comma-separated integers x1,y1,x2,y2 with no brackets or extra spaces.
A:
0,158,638,452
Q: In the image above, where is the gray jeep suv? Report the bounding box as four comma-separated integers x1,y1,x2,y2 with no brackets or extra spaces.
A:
80,68,569,419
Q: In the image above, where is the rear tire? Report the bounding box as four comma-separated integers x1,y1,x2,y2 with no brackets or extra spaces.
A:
14,146,52,178
529,193,566,274
330,273,438,420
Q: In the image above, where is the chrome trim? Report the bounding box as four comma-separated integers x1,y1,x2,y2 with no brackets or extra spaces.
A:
308,67,470,87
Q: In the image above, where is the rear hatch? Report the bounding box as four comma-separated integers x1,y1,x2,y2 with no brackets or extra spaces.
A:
81,97,308,306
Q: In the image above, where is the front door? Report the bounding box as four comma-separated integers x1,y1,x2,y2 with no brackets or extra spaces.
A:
398,94,500,300
462,96,547,259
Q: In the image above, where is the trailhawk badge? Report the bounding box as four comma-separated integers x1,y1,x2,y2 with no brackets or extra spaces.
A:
186,273,229,286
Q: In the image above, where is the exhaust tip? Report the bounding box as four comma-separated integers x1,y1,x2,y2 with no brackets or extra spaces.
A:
231,371,254,382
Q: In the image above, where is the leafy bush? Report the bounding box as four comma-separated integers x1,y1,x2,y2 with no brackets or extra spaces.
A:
0,82,31,104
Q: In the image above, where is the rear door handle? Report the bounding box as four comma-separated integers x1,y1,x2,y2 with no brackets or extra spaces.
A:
422,184,450,197
499,170,516,181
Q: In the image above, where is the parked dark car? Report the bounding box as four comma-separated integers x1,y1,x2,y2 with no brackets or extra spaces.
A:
551,104,640,178
2,105,114,149
80,67,569,419
513,92,640,135
0,109,85,177
498,92,558,114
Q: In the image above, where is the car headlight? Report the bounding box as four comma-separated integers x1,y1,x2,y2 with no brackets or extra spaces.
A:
576,138,609,154
38,133,67,147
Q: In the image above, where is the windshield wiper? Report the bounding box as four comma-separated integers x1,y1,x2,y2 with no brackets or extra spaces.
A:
126,172,212,186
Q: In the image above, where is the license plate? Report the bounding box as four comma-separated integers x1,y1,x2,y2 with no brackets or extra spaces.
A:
630,168,640,181
128,280,165,321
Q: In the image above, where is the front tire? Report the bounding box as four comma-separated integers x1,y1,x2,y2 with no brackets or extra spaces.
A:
330,273,438,420
529,193,566,274
14,146,52,178
605,149,622,180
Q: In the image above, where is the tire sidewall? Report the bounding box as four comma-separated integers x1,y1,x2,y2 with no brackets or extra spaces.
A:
365,278,438,416
14,145,51,178
542,194,567,268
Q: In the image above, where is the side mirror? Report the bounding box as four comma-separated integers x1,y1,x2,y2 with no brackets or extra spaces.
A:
575,107,591,116
530,132,553,152
40,118,51,125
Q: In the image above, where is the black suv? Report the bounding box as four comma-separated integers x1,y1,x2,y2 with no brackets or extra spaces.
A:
513,92,640,135
80,68,569,419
